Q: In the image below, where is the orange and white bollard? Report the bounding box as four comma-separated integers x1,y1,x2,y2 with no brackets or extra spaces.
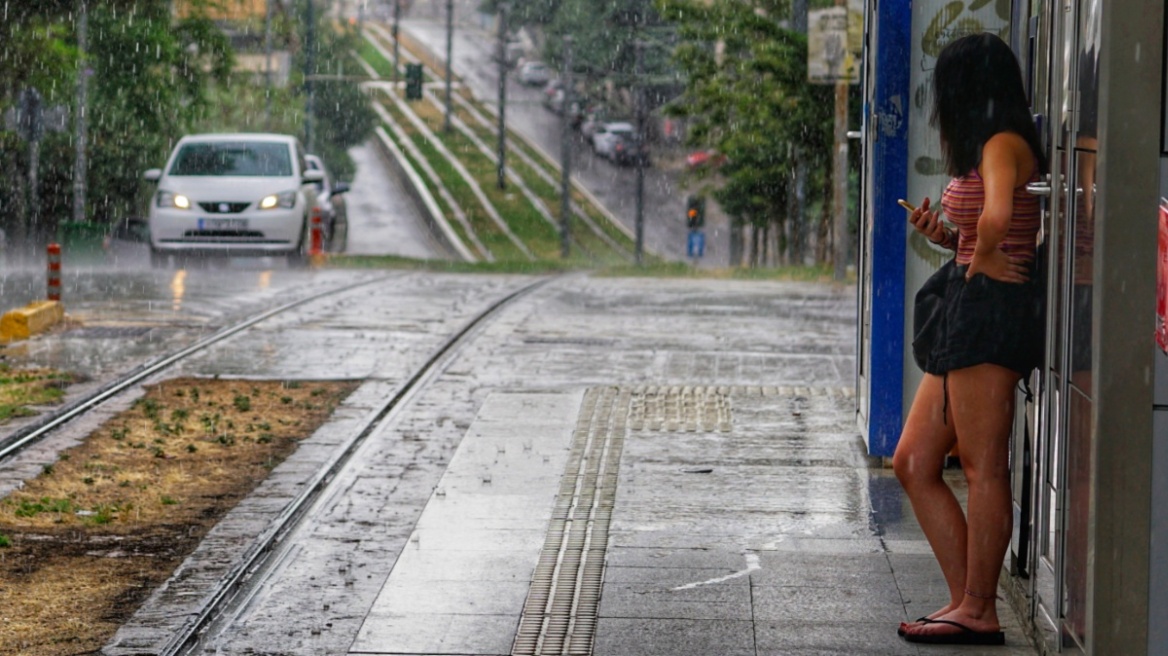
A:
309,209,326,266
310,210,324,255
47,243,61,302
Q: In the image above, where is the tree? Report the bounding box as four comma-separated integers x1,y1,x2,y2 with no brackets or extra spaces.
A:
658,0,836,266
86,2,233,224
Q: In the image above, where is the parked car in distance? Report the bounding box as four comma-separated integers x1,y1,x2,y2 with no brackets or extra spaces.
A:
304,154,350,253
541,78,562,104
493,41,525,67
611,133,650,166
518,61,552,86
686,149,728,170
592,121,635,159
144,133,322,267
580,111,608,144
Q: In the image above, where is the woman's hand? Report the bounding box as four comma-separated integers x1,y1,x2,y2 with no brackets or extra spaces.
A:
907,197,948,245
966,247,1029,283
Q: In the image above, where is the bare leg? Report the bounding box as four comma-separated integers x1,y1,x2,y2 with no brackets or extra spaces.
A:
893,373,964,624
906,363,1017,637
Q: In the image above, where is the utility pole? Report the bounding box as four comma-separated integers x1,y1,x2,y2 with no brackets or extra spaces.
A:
264,0,273,128
792,0,808,34
791,0,808,265
831,0,848,281
22,89,44,247
393,0,401,86
559,36,573,259
305,0,316,152
496,3,508,190
73,0,88,230
444,0,454,133
633,39,645,266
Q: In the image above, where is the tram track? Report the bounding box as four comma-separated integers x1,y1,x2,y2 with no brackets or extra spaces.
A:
0,274,401,465
119,276,552,655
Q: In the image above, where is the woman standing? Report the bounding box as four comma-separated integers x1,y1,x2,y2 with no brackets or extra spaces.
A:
894,33,1046,646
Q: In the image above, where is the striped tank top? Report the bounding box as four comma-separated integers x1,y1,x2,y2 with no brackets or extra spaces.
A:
941,168,1041,265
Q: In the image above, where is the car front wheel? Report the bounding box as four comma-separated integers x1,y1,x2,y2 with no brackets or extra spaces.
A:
286,222,309,268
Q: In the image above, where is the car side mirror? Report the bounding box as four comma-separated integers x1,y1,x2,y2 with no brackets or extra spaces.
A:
143,169,162,182
303,169,325,184
332,182,350,195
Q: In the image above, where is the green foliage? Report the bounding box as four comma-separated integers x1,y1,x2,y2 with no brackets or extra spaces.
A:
293,20,376,181
14,497,74,518
659,0,839,262
86,2,233,223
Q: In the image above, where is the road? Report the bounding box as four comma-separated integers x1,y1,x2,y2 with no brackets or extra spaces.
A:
343,140,452,259
389,9,731,267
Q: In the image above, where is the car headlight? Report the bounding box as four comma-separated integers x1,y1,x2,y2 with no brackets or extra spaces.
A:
157,191,192,209
258,191,297,210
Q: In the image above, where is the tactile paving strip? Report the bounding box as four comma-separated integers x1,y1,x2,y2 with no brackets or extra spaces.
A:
512,386,623,656
627,385,732,433
511,384,853,655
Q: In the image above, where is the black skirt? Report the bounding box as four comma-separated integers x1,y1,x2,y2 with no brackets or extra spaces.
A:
912,259,1043,376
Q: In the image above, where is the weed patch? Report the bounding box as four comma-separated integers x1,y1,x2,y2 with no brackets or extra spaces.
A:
0,377,357,655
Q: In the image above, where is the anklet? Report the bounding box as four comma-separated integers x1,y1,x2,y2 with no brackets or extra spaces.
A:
964,587,999,600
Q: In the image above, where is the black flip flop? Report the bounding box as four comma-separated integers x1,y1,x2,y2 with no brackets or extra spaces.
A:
902,618,1006,645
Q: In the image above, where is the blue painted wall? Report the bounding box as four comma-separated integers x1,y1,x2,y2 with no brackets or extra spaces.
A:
863,1,910,456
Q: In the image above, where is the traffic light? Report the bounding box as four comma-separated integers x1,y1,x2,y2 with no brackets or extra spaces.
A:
405,64,424,101
686,195,705,230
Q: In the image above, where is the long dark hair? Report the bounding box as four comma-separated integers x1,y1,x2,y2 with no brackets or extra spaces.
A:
930,33,1048,177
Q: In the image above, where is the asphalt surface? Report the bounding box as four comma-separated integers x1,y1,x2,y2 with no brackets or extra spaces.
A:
344,140,451,259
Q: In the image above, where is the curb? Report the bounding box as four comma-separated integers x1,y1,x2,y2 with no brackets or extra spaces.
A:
1,300,64,343
373,125,477,263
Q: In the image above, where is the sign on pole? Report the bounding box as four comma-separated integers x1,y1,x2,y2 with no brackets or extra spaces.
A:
808,1,862,85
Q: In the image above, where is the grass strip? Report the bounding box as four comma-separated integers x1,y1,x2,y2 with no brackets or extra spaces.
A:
379,95,526,261
375,121,477,256
410,97,564,260
452,98,640,258
0,365,75,423
356,38,398,78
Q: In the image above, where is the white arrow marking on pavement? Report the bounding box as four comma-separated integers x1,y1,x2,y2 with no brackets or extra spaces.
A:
671,552,761,591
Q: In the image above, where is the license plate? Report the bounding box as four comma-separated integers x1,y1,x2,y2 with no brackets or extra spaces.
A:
198,218,248,230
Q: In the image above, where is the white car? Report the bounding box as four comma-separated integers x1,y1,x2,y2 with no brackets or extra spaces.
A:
144,134,322,267
518,61,552,86
592,122,635,159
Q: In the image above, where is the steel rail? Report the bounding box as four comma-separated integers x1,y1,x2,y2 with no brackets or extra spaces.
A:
158,276,553,656
0,274,397,463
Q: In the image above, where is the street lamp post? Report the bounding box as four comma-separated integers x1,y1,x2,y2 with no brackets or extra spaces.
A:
444,0,454,133
305,0,316,152
633,39,645,266
393,0,401,87
73,0,88,230
560,36,574,259
496,3,508,190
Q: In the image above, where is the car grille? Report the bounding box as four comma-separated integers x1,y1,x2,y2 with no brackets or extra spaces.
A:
198,202,251,214
176,230,272,241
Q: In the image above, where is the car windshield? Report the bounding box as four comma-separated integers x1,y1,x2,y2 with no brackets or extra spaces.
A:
611,129,634,138
169,141,293,177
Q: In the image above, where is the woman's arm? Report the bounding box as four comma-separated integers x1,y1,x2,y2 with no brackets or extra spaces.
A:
968,132,1031,282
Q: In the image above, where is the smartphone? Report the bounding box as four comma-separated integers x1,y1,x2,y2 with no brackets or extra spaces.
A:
897,199,917,212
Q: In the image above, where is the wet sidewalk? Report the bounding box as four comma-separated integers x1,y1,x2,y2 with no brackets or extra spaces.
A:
0,268,1041,655
346,384,1038,656
326,276,1041,656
